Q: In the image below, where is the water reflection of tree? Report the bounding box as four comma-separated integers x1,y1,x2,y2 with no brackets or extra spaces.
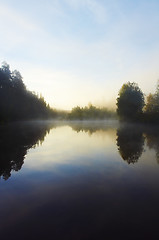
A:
145,128,159,163
71,125,100,135
70,121,117,136
0,122,53,180
116,125,144,164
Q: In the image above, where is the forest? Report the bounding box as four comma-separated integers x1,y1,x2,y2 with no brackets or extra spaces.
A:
1,62,159,124
68,104,116,120
0,62,55,122
0,62,116,122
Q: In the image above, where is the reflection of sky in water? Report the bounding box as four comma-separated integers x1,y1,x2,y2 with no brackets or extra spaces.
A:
2,124,159,186
17,125,159,176
1,123,159,239
24,126,117,171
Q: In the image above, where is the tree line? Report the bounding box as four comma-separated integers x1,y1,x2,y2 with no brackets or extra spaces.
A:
68,104,116,120
116,81,159,123
0,62,116,122
1,61,159,123
0,62,55,122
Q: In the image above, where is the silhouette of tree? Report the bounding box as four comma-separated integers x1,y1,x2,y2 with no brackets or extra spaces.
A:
68,104,116,120
144,81,159,123
116,125,144,164
0,62,12,89
1,61,11,79
116,82,145,121
11,70,26,90
0,62,55,122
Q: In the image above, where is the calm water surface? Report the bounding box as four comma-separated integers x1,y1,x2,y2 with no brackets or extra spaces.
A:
0,121,159,240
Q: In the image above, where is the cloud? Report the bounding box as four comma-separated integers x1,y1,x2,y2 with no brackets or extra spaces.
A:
86,0,108,23
0,3,39,49
1,0,159,109
0,3,37,31
64,0,108,23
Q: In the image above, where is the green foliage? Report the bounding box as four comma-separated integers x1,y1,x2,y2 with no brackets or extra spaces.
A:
116,82,145,121
68,104,116,120
0,62,55,122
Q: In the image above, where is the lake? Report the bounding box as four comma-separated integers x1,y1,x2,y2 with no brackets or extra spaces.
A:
0,120,159,240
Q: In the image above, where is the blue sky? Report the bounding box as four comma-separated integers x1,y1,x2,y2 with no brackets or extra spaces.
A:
1,0,159,110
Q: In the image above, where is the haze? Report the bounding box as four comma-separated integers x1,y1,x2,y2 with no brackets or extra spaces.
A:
1,0,159,110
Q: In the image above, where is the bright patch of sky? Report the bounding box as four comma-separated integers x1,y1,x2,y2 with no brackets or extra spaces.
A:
0,0,159,109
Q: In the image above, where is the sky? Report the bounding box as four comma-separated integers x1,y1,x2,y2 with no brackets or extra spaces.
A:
0,0,159,110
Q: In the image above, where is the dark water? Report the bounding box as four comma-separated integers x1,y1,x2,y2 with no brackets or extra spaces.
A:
0,120,159,240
